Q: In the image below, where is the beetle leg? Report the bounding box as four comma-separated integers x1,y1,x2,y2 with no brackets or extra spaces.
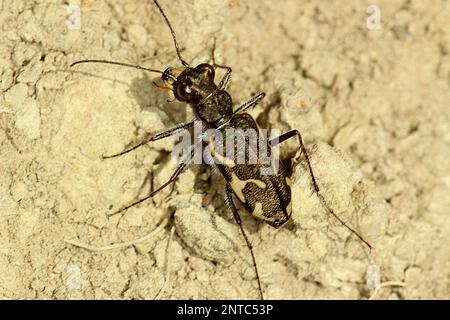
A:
216,65,232,91
233,92,266,114
224,185,264,300
270,130,373,250
269,130,318,192
102,120,195,159
210,38,233,90
109,146,195,216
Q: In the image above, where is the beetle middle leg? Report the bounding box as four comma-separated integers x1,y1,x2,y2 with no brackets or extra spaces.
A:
224,185,264,300
102,120,195,159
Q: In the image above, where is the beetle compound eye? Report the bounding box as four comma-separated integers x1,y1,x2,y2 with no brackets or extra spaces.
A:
200,63,215,78
176,82,193,100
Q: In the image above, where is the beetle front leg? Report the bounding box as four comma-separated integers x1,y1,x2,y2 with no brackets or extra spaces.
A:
233,92,266,114
216,65,232,91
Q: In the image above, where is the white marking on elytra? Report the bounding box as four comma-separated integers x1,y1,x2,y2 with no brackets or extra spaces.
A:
285,177,292,187
230,172,266,202
286,201,292,214
252,202,276,222
208,136,236,167
253,202,264,216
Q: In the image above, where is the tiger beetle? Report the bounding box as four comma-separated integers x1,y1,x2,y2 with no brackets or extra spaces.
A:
70,0,372,300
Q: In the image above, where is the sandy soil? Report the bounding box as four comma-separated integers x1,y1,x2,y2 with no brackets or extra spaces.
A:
0,0,449,299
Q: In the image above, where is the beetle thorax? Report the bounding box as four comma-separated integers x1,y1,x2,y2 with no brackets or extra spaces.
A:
196,90,233,125
163,63,233,126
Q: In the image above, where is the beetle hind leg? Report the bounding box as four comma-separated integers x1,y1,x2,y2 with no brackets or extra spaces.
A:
270,130,373,250
270,130,319,192
224,185,264,300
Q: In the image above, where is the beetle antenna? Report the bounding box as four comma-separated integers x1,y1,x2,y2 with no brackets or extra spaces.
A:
153,0,190,68
71,59,162,74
